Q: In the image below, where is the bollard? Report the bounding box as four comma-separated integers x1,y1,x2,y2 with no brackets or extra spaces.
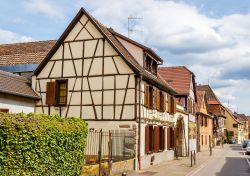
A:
210,145,212,156
190,151,193,167
174,147,178,160
193,150,196,165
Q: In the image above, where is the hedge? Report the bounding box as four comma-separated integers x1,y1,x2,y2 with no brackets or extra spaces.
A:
0,113,88,176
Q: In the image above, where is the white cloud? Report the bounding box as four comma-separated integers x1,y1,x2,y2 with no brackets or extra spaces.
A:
78,0,250,114
23,0,64,19
0,29,33,44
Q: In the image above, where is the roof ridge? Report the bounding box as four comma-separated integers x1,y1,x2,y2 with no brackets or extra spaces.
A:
0,40,56,46
0,70,28,82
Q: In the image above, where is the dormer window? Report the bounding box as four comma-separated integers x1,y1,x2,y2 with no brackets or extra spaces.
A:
145,54,157,75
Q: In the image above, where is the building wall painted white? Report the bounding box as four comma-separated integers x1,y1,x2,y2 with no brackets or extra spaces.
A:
0,94,35,113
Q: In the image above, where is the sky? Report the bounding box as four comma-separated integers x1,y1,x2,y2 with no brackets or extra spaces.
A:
1,0,250,114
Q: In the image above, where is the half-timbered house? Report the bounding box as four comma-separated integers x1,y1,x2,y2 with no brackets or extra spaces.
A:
32,7,178,169
159,66,198,153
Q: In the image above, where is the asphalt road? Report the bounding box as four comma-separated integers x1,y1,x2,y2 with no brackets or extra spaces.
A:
189,144,250,176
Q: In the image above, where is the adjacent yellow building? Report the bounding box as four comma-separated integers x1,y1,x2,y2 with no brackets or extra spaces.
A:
224,108,240,143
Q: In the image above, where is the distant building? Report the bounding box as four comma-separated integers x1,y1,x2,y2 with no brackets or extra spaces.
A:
0,70,39,113
159,66,197,153
233,113,249,143
196,90,213,151
196,85,226,145
0,40,55,79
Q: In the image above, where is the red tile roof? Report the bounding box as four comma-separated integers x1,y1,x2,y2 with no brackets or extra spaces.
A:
0,70,40,99
196,90,205,112
0,40,56,66
158,66,194,95
196,85,221,104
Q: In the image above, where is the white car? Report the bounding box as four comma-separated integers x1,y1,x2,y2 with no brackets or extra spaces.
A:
246,142,250,155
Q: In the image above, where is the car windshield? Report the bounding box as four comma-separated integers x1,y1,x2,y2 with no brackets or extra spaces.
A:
243,140,248,144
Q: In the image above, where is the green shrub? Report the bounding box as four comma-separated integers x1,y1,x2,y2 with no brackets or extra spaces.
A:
0,113,88,176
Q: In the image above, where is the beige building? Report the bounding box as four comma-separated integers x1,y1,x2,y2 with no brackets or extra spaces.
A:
196,90,213,151
0,70,39,113
224,108,241,143
32,7,179,169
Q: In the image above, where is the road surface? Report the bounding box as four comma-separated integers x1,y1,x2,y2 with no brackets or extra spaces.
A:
188,144,250,176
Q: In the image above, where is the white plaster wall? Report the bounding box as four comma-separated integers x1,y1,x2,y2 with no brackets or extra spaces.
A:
0,94,35,113
140,150,174,169
116,37,144,66
87,121,136,130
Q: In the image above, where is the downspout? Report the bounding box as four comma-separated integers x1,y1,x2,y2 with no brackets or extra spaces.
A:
137,74,142,170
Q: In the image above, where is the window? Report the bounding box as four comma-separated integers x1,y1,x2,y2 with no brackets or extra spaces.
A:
167,95,176,114
167,127,176,149
233,124,238,128
46,79,68,106
145,54,157,75
156,90,166,112
145,56,152,71
159,126,165,151
145,125,154,154
57,80,68,105
205,135,207,145
152,61,157,75
144,85,154,109
201,116,204,126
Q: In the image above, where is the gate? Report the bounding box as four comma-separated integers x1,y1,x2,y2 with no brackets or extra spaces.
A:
84,129,135,175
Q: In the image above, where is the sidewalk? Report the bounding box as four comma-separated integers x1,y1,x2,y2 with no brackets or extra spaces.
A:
123,146,223,176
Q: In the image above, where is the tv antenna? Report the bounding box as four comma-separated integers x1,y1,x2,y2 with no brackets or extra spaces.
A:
128,16,143,38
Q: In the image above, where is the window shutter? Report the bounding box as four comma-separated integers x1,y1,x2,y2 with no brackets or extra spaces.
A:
46,82,56,105
156,90,161,111
153,89,156,109
167,94,171,113
173,98,177,114
144,85,149,107
167,128,171,150
163,94,166,112
154,126,159,152
145,125,150,154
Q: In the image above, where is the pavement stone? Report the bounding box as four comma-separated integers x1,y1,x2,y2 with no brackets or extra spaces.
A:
114,146,224,176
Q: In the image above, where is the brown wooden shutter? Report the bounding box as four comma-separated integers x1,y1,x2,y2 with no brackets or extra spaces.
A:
163,94,166,112
167,128,171,150
174,128,177,147
173,98,177,114
167,94,171,113
145,125,150,154
153,89,156,109
156,90,161,111
154,126,159,152
144,85,149,107
46,82,57,105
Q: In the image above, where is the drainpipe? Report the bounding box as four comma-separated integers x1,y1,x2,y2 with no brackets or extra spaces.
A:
137,74,142,170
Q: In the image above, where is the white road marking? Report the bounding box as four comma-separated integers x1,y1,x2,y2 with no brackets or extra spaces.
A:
241,146,250,168
246,158,250,167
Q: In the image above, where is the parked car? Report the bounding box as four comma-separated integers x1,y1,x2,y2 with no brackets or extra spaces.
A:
246,142,250,155
228,139,236,144
242,140,249,148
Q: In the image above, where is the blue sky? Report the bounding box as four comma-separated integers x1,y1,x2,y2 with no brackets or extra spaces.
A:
1,0,250,115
